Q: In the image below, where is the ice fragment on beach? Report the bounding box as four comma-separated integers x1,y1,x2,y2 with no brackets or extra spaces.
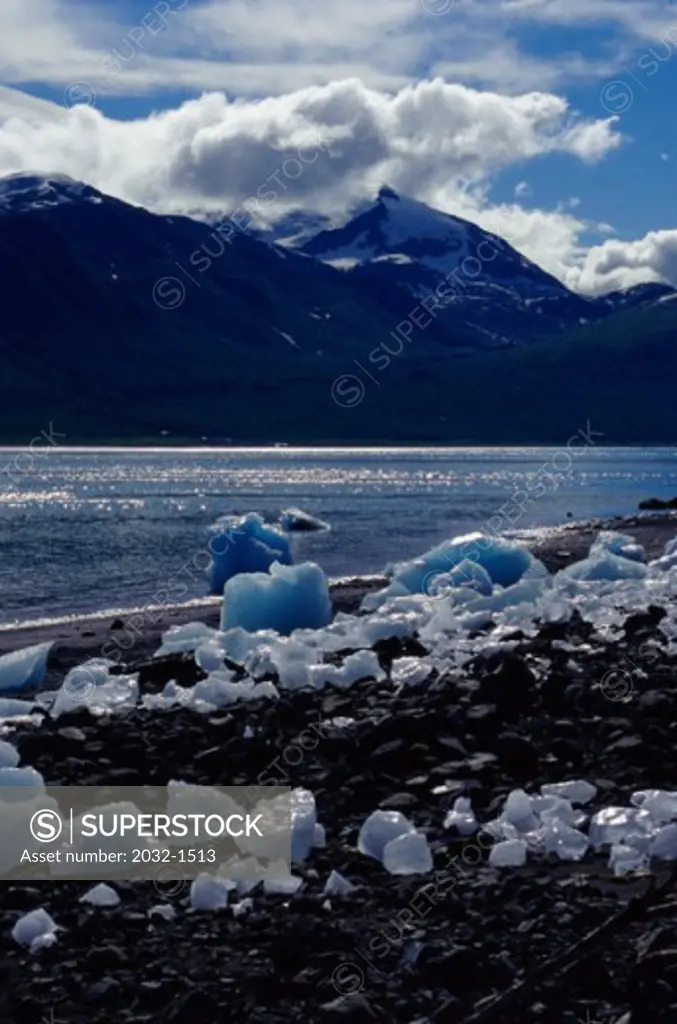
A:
390,657,435,688
358,810,416,861
50,661,138,718
194,639,228,673
482,818,519,843
503,790,539,833
12,908,57,948
558,551,647,582
149,903,176,922
208,512,292,594
221,561,331,635
0,739,20,768
444,797,478,836
426,560,494,598
357,610,422,646
361,581,410,612
541,780,597,806
383,831,433,875
215,627,280,666
471,578,550,616
0,641,52,692
324,870,356,896
590,530,646,563
0,697,37,720
79,883,120,907
588,807,653,850
29,932,58,952
651,550,677,573
649,823,677,860
309,650,385,689
190,874,230,910
489,838,528,868
191,673,278,709
610,843,648,876
392,531,535,594
263,874,303,895
313,823,326,849
248,638,321,689
0,766,44,787
541,821,589,861
631,789,677,824
530,795,580,828
279,507,330,532
155,621,216,657
291,788,317,862
141,680,194,712
232,897,253,918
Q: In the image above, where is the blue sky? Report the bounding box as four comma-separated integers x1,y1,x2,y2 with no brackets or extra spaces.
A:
1,0,677,292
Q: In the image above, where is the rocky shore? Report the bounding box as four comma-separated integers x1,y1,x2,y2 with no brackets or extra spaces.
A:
2,512,677,1023
2,511,676,691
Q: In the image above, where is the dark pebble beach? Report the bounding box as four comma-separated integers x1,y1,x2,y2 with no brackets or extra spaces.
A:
2,512,677,1023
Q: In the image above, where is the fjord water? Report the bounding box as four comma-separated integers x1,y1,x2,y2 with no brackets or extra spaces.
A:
1,446,676,626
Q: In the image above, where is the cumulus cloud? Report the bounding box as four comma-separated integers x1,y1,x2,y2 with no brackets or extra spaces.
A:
0,78,622,214
572,229,677,294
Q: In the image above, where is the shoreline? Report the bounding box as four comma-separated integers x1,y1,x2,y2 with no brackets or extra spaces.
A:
3,511,677,690
0,575,389,690
2,442,677,450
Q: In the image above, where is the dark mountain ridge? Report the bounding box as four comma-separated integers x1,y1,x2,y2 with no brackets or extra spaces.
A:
0,172,675,443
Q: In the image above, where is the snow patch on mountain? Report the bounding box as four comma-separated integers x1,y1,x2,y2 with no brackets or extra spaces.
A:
0,173,106,214
303,187,476,274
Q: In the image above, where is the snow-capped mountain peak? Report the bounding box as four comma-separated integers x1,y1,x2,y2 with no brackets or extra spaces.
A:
299,185,570,313
301,184,483,274
0,172,106,213
283,189,676,331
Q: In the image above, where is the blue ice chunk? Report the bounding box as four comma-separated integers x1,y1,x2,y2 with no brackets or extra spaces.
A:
208,513,292,594
590,530,645,563
358,810,415,861
392,531,534,594
0,642,52,693
221,561,331,635
559,551,648,582
425,559,494,598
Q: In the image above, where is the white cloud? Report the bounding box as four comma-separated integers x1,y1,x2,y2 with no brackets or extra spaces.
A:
431,45,624,94
0,86,67,123
0,0,668,99
0,78,622,213
463,200,590,285
572,229,677,293
485,0,670,38
0,0,430,96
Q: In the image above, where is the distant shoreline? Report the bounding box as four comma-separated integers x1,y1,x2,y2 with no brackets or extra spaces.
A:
0,442,676,451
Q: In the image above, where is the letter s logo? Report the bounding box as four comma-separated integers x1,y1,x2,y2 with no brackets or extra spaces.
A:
30,809,63,843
